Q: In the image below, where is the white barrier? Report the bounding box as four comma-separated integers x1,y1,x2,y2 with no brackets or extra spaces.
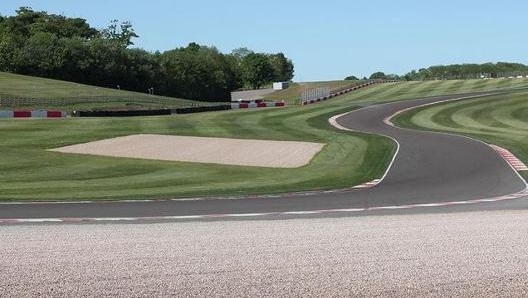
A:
0,110,67,118
31,110,48,118
230,101,285,109
0,110,14,118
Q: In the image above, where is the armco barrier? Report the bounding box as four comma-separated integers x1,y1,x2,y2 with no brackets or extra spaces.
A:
172,105,231,114
31,110,47,118
0,110,67,118
74,105,232,117
231,101,285,109
14,110,31,118
47,111,65,118
77,109,171,117
0,110,14,118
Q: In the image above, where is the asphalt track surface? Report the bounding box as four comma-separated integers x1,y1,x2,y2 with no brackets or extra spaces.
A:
1,91,527,221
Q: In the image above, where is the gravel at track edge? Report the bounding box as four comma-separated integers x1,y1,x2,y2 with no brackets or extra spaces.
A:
2,210,528,297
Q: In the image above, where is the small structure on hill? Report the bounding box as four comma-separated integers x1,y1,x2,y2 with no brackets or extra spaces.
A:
273,82,289,90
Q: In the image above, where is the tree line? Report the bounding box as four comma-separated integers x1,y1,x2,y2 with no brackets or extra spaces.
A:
0,7,294,101
402,62,528,80
346,62,528,82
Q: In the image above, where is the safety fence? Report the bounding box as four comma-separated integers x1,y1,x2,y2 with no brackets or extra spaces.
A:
300,80,396,105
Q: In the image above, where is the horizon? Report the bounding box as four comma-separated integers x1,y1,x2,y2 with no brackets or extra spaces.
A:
1,0,527,81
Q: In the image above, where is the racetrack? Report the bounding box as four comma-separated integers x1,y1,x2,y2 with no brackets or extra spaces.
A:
1,91,526,220
3,91,528,297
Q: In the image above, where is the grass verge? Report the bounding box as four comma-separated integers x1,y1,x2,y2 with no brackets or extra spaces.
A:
0,72,222,110
0,106,393,201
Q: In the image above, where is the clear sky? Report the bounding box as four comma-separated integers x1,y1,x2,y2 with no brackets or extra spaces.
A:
2,0,527,81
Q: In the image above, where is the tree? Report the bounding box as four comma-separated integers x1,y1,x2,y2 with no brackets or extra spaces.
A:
231,47,253,61
17,32,63,77
114,48,160,92
0,35,20,72
0,7,296,101
56,37,92,82
100,20,138,48
385,74,400,80
344,75,359,80
159,43,242,101
241,53,274,89
369,71,386,80
27,14,97,39
268,53,294,82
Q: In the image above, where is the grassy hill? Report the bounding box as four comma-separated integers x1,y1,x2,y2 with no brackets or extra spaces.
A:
263,78,528,105
0,72,223,110
0,72,370,110
3,71,526,111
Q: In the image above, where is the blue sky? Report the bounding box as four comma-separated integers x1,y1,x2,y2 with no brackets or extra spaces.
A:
2,0,527,81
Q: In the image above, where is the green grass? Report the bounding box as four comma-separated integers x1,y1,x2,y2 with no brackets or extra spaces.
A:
393,90,528,181
332,78,528,105
0,106,394,201
0,72,223,110
2,77,528,201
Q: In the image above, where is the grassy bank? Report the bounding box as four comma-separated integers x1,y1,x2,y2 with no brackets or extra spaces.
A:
0,106,394,201
393,90,528,180
2,78,528,201
0,72,222,110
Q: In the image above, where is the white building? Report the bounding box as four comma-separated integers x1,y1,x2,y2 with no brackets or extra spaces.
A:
273,82,289,90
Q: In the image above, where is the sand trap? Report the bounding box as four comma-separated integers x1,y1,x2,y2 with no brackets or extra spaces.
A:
50,134,325,168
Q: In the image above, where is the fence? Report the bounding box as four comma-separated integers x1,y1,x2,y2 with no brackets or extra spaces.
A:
0,95,227,110
299,80,394,105
300,87,331,104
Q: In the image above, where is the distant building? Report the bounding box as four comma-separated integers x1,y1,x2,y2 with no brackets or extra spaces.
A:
273,82,289,90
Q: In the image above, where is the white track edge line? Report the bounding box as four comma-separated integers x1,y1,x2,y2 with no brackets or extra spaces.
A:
328,112,400,187
3,190,528,224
